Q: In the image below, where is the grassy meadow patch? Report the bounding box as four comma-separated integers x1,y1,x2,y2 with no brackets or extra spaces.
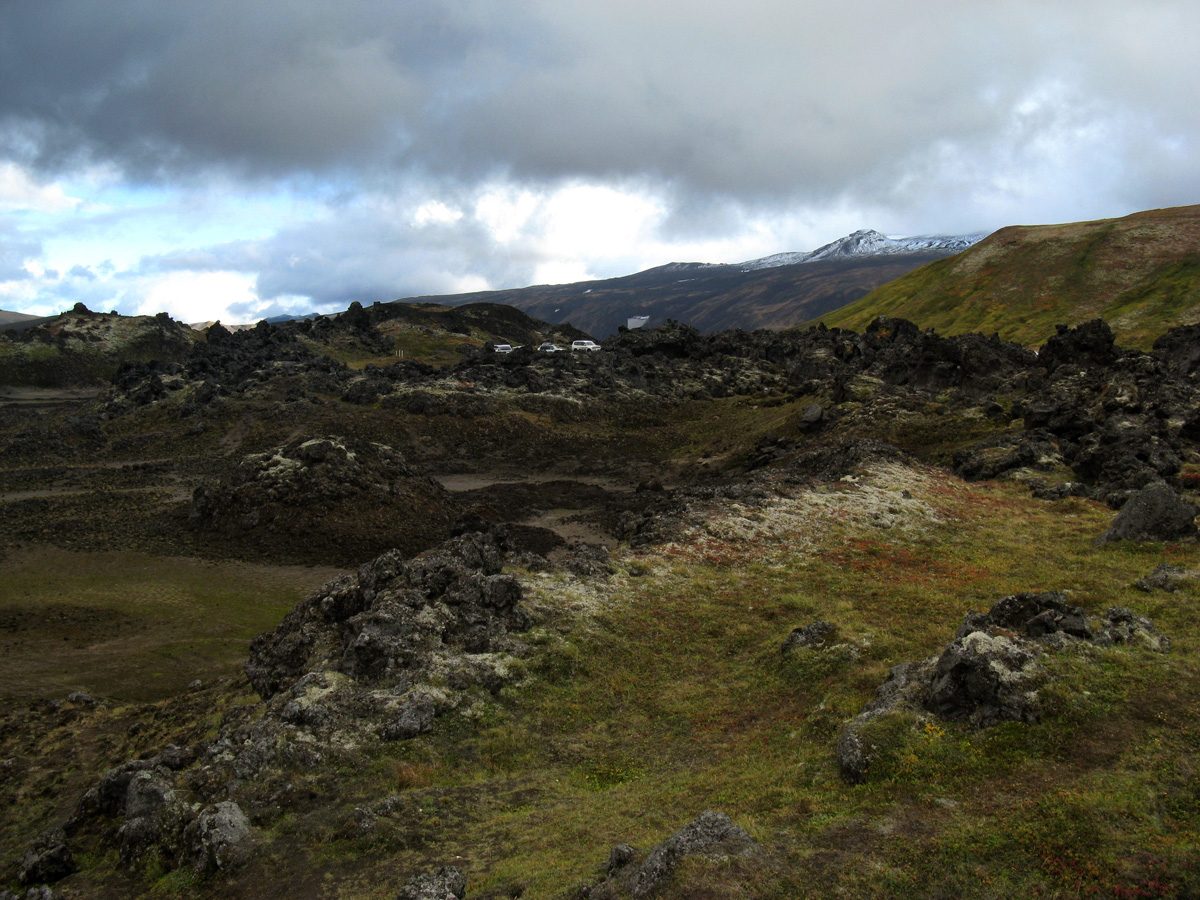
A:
3,457,1200,899
0,546,343,701
297,467,1200,898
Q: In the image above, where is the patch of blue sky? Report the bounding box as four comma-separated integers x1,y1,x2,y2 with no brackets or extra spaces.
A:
38,178,332,281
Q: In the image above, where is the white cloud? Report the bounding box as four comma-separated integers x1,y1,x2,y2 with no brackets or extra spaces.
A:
138,270,260,324
0,162,80,212
531,259,593,286
539,183,662,259
474,187,540,244
413,200,463,226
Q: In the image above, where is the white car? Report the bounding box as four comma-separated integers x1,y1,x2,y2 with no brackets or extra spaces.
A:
493,343,514,353
537,342,562,352
571,340,602,352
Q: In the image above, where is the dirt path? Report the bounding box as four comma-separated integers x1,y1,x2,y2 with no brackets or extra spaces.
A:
0,386,103,404
436,470,658,550
433,472,638,492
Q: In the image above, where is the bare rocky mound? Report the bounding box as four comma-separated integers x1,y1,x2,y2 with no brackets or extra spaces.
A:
0,303,195,388
188,436,462,566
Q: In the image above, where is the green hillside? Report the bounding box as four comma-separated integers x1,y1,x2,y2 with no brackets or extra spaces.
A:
814,205,1200,348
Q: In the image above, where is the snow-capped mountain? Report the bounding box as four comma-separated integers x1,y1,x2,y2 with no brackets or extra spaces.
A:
386,226,989,338
739,229,986,270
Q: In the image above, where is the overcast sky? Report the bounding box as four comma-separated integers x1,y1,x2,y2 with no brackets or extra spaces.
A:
2,1,1197,324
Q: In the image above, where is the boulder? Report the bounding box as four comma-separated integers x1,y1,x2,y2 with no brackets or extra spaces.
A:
1096,607,1172,652
341,593,444,680
564,542,615,578
835,660,934,784
117,767,192,865
629,811,756,898
1038,319,1120,373
1134,562,1199,592
159,744,196,771
74,758,161,820
196,529,533,790
606,843,638,874
1153,322,1200,377
796,402,825,432
183,802,254,874
1096,481,1197,544
781,620,836,653
923,631,1042,726
956,591,1092,643
952,432,1061,482
395,866,467,900
18,829,75,886
246,531,528,702
590,810,758,899
381,693,438,741
836,590,1169,782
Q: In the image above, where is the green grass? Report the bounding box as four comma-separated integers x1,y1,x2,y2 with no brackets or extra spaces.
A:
315,472,1200,899
814,213,1200,349
5,425,1200,897
1103,255,1200,347
0,546,342,701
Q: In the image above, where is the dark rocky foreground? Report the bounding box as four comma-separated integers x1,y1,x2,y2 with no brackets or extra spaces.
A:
4,308,1200,899
9,308,1200,533
90,313,1200,510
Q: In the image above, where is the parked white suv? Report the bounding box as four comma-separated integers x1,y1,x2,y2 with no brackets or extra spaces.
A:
571,340,601,352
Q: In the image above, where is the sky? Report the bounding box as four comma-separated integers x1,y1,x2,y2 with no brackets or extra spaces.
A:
1,1,1198,325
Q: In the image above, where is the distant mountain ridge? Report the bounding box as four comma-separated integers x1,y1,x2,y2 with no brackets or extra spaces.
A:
1,228,985,339
394,229,983,337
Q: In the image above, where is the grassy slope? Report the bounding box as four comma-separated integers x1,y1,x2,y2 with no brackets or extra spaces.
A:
0,546,343,702
814,205,1200,349
4,344,1200,897
12,453,1198,900
349,467,1200,900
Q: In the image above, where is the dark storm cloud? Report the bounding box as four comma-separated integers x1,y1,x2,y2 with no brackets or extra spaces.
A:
455,0,1200,216
4,0,1197,216
0,0,527,178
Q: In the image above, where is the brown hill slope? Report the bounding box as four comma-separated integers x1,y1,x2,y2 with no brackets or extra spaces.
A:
814,205,1200,348
406,252,953,337
0,309,42,328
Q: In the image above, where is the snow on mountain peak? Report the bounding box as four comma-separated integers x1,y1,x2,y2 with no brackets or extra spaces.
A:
738,230,986,271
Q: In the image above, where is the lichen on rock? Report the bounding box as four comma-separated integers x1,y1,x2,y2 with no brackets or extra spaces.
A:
836,590,1170,783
